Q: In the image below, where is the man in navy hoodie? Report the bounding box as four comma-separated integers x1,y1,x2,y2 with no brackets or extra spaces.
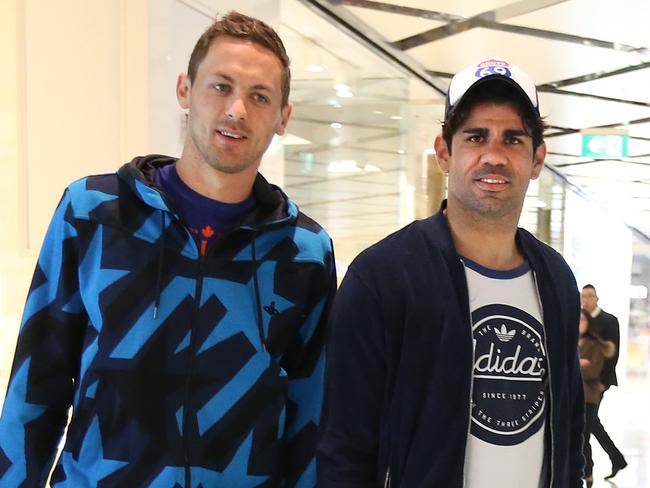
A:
318,59,583,487
0,11,334,487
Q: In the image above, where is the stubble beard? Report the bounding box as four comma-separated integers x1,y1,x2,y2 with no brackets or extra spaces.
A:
190,125,257,175
471,196,519,220
463,169,527,221
452,183,524,222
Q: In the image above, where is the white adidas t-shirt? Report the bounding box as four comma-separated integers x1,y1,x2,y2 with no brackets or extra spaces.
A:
462,258,548,488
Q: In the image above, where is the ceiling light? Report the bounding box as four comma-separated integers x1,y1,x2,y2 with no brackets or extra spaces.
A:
528,199,547,208
306,64,324,73
364,164,381,172
374,110,384,115
630,285,648,299
330,122,342,129
330,137,342,147
328,160,361,173
397,149,405,155
333,83,350,91
336,89,354,98
280,133,312,145
390,115,403,120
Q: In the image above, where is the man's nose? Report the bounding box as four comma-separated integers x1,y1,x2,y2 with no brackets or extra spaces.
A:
226,95,247,121
481,138,508,166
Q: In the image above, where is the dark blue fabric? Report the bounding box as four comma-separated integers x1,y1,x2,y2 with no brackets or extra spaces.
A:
461,255,530,279
154,163,255,256
317,200,584,488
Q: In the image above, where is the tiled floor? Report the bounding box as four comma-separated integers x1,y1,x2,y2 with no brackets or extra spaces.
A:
588,372,650,488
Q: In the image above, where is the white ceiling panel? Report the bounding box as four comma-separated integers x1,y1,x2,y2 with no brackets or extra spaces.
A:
278,0,650,241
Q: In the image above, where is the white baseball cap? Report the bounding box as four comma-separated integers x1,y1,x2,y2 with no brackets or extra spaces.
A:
445,58,539,118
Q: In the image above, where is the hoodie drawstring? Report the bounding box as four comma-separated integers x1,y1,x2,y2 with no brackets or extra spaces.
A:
153,211,165,319
251,234,267,352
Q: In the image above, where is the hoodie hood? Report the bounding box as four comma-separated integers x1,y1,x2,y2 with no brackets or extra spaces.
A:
117,154,298,230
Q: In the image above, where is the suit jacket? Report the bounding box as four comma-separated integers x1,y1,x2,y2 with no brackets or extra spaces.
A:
591,309,620,387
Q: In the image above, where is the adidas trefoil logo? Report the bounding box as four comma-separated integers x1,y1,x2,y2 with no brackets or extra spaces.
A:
495,324,516,342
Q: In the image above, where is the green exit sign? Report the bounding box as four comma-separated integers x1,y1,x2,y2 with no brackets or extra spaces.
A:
581,132,629,158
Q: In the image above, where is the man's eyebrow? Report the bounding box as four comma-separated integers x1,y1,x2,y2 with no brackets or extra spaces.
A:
461,128,531,138
211,73,272,92
503,129,530,138
462,128,488,136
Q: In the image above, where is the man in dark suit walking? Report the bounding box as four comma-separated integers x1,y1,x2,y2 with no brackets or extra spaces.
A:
581,284,627,480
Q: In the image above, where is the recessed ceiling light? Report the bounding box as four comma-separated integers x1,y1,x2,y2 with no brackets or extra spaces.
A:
306,64,324,73
390,115,403,120
373,110,384,115
364,164,381,172
328,160,361,173
336,89,354,98
397,149,405,155
330,122,342,129
280,133,312,145
528,199,547,208
333,83,350,91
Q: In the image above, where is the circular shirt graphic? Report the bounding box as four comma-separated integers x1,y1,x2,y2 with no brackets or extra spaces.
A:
470,304,547,446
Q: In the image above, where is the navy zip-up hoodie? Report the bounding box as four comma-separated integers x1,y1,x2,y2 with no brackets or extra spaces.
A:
0,155,335,487
318,201,583,487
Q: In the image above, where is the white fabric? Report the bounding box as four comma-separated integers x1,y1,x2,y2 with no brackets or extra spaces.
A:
462,260,547,488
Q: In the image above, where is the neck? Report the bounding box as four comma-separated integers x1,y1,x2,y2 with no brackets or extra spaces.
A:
445,203,523,270
175,155,257,203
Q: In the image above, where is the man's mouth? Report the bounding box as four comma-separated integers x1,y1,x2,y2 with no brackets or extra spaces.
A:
478,177,507,184
217,129,246,140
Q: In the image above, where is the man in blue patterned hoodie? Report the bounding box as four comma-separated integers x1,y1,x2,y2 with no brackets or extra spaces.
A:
0,11,335,487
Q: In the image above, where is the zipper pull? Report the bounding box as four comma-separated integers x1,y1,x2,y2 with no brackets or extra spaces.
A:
383,467,391,488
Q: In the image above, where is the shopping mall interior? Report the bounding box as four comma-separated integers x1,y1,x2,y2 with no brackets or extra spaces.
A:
1,0,649,486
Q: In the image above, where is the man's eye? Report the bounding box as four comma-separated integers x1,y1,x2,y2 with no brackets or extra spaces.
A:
467,135,482,143
253,93,270,104
507,137,522,145
214,84,229,92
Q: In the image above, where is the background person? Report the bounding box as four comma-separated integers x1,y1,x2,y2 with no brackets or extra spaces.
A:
580,284,627,480
578,309,617,486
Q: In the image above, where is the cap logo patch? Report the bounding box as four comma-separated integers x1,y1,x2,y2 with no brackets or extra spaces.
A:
475,64,512,79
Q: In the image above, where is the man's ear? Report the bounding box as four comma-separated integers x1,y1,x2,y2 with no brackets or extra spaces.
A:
176,73,191,109
274,102,293,136
434,134,450,173
531,142,546,180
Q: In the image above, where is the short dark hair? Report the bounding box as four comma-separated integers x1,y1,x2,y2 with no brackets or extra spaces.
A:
187,11,291,106
442,80,546,155
582,284,597,293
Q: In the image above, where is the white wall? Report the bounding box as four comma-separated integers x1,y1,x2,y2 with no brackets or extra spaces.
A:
0,0,149,403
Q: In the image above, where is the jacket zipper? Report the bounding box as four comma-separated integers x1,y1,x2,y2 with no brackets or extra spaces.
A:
458,258,475,488
151,204,198,488
383,467,391,488
182,248,204,488
532,270,555,487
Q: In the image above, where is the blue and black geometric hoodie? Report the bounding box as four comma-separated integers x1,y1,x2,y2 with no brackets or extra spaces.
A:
0,155,336,487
